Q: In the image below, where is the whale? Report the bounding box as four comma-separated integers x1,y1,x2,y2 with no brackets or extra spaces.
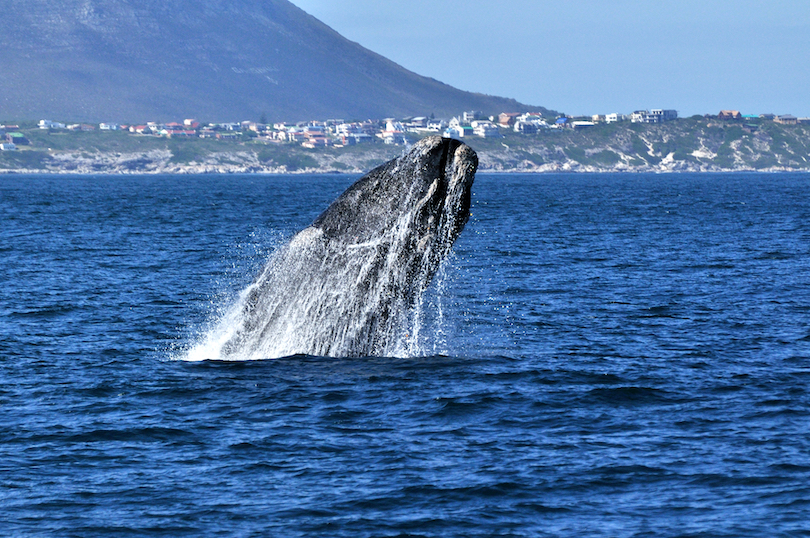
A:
193,135,477,360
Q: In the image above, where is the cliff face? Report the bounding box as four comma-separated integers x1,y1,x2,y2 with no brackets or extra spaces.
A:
0,0,543,122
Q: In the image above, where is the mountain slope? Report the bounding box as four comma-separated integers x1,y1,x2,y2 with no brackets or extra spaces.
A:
0,0,548,122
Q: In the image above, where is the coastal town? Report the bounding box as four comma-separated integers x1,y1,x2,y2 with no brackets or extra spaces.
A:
3,108,809,153
2,106,810,175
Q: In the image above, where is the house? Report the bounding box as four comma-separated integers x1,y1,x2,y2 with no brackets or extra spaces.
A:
99,123,120,130
471,121,501,138
380,131,407,145
554,117,570,128
6,132,30,145
605,113,623,124
517,113,549,129
404,117,428,130
630,111,647,123
344,133,373,145
426,119,446,132
282,127,306,143
572,121,595,130
718,110,742,120
303,128,330,147
212,122,240,131
377,120,407,144
335,123,375,144
0,143,17,151
514,121,537,134
498,112,521,128
798,118,810,125
775,115,798,125
162,129,196,137
359,121,381,136
463,111,481,123
443,126,465,140
335,123,360,136
759,114,776,120
652,109,678,121
631,109,677,123
384,120,405,133
39,120,66,130
302,135,329,148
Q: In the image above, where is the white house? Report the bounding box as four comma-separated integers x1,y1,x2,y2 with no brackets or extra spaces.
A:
443,126,465,140
463,111,481,123
514,121,538,134
650,109,678,121
426,119,446,131
39,120,66,130
471,121,501,138
631,109,677,123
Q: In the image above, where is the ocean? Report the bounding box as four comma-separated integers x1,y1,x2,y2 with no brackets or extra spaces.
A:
2,172,809,537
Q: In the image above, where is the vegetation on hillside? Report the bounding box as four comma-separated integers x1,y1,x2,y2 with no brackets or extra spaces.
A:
2,117,810,173
460,117,810,172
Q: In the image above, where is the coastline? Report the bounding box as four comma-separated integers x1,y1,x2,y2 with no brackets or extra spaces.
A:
3,117,810,175
2,152,808,175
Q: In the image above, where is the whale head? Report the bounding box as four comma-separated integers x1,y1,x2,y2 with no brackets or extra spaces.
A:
311,135,477,276
194,136,478,360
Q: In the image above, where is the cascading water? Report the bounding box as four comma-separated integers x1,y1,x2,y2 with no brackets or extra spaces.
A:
185,136,477,360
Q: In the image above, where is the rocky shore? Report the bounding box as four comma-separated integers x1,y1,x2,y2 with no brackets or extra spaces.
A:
2,147,806,175
3,117,810,174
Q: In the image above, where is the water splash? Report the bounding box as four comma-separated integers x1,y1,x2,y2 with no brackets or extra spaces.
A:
184,137,477,360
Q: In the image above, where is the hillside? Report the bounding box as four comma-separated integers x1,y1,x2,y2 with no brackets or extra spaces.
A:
2,117,809,174
466,117,810,172
0,0,547,123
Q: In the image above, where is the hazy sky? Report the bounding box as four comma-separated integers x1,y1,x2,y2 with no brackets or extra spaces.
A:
288,0,809,117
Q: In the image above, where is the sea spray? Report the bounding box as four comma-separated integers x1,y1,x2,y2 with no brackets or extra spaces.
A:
185,137,477,360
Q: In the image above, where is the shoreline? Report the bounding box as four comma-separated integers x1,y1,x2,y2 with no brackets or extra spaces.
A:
3,164,809,175
4,117,810,175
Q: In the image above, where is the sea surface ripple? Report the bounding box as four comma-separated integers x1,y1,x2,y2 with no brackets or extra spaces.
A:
2,172,810,537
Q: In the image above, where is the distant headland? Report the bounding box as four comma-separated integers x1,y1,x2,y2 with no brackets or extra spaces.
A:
2,109,809,174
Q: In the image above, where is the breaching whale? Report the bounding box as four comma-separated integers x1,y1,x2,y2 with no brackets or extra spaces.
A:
191,135,477,360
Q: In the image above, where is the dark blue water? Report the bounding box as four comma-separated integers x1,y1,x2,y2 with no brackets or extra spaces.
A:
2,172,810,537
